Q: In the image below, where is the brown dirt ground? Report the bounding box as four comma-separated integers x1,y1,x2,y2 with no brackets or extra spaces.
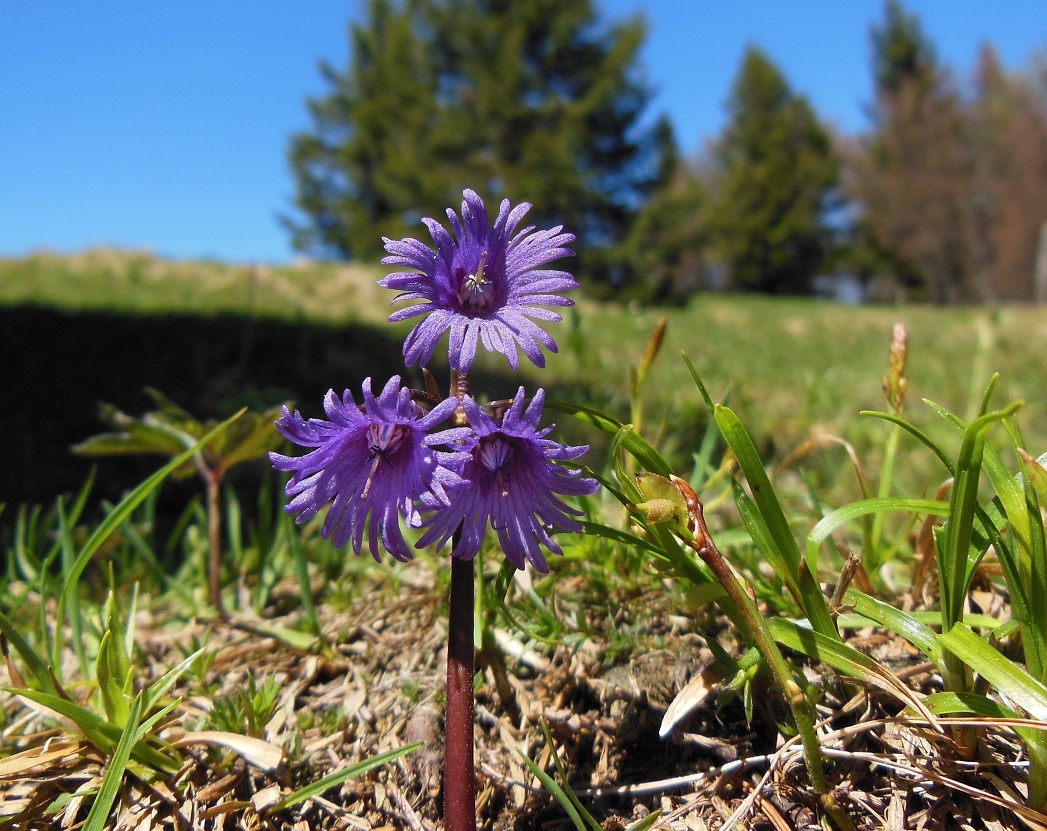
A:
0,566,1042,831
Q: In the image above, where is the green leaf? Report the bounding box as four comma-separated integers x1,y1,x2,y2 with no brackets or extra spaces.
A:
547,400,673,478
1022,450,1047,508
286,514,322,638
96,631,131,727
55,410,246,659
924,691,1021,718
270,743,422,811
715,407,799,572
0,610,55,695
217,406,288,468
717,405,836,638
807,497,949,566
860,409,955,475
1,686,179,773
580,521,665,557
938,625,1047,720
924,687,1047,808
767,618,935,722
625,811,663,831
76,401,190,456
938,403,1021,635
610,426,646,506
56,499,88,681
82,693,144,831
234,621,319,651
516,749,596,831
540,720,604,831
928,398,1030,552
680,352,716,412
583,466,632,509
1016,449,1047,680
842,589,944,670
732,478,803,606
143,648,206,714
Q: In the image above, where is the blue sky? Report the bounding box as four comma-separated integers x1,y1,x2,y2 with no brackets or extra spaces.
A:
2,1,1045,264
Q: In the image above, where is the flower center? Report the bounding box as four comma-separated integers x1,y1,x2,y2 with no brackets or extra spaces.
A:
362,423,408,498
456,250,496,313
368,422,407,458
478,436,514,497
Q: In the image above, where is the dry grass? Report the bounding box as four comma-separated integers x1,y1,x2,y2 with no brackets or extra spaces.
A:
1,560,1042,830
4,249,1047,828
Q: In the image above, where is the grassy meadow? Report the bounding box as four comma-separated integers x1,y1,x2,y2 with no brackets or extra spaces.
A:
4,248,1047,828
6,248,1046,503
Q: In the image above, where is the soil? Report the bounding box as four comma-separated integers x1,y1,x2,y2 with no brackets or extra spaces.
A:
0,566,1041,831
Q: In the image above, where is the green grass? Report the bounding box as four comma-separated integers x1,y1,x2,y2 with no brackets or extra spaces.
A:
6,248,1047,497
6,248,1047,827
0,248,390,325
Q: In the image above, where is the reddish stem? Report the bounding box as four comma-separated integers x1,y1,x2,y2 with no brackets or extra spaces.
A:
444,553,476,830
201,465,227,621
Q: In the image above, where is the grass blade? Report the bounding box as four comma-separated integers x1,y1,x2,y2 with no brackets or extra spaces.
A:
860,409,955,475
547,400,673,478
842,589,944,670
767,618,937,725
82,693,144,831
716,405,836,638
938,404,1020,638
516,748,596,831
580,521,665,557
55,410,246,657
270,743,422,811
806,497,949,576
938,624,1047,721
286,513,321,637
1,686,180,773
541,719,604,831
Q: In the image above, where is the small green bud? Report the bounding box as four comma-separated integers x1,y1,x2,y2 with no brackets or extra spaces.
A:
632,472,692,537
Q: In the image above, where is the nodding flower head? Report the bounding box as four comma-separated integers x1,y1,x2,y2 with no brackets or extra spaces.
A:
380,189,577,374
417,387,599,572
270,376,471,563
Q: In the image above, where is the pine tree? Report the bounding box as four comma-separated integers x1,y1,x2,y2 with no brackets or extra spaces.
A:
285,0,667,267
707,47,840,294
613,120,709,302
872,0,936,96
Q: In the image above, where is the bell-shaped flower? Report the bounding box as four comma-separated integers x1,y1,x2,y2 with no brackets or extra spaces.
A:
418,387,598,572
270,376,471,562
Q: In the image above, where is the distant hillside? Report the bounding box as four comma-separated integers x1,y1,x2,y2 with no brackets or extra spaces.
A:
5,249,1047,525
0,248,390,325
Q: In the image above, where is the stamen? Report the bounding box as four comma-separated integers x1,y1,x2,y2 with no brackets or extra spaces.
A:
457,251,495,310
361,452,382,500
473,250,488,285
361,423,407,499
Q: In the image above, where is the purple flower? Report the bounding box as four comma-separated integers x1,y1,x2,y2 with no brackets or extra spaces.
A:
270,377,471,562
417,388,598,573
380,189,577,373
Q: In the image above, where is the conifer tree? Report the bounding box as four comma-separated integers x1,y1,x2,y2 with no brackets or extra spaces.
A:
615,162,708,300
285,0,667,267
707,47,840,294
872,0,937,96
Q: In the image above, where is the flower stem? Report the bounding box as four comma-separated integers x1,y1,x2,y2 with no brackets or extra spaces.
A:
203,468,227,621
684,502,828,791
444,552,476,831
